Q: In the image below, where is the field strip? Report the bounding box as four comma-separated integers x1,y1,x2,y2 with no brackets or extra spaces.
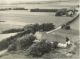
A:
0,49,8,56
0,21,27,26
0,33,17,42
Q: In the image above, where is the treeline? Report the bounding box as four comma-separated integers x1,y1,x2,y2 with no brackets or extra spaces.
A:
30,8,78,13
0,8,28,11
30,8,58,12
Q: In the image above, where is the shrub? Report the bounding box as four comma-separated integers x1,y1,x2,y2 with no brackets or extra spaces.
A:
8,34,36,51
61,24,71,30
17,34,36,50
0,31,32,51
24,23,55,33
24,24,39,34
55,9,67,16
39,23,55,31
26,39,52,57
64,25,71,30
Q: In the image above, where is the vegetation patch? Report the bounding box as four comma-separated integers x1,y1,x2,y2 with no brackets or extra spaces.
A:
8,34,36,51
24,23,55,33
1,28,24,34
0,31,31,51
26,39,52,57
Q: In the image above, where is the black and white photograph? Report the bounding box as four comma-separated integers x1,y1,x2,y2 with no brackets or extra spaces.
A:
0,0,79,59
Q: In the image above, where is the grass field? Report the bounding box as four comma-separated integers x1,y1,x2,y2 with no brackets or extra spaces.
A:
0,7,79,59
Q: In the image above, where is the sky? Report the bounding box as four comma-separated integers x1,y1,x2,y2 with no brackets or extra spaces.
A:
0,0,52,4
0,0,77,4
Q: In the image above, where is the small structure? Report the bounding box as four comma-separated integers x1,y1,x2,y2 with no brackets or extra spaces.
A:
61,24,71,30
57,37,72,48
64,25,71,30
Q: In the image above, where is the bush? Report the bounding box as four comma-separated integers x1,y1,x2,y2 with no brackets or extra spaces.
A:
39,23,55,31
55,9,67,16
51,41,59,49
17,34,36,50
64,25,71,30
0,31,32,51
24,24,39,34
26,39,52,57
24,23,55,33
61,24,71,30
8,34,36,51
